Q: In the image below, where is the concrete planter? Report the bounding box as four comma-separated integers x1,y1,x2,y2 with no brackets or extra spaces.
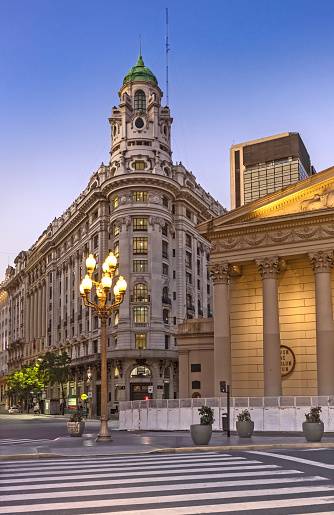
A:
190,424,212,445
67,421,85,437
236,420,254,438
302,421,324,442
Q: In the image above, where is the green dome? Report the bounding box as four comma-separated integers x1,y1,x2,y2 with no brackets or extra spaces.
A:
123,55,158,86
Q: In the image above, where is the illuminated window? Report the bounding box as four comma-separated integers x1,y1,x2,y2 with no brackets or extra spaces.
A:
130,365,151,377
134,90,146,111
114,224,119,236
135,334,147,349
133,191,147,202
113,196,118,208
114,310,119,325
133,237,147,255
133,218,147,231
133,306,148,323
133,260,148,272
133,161,146,170
133,283,149,302
114,241,119,258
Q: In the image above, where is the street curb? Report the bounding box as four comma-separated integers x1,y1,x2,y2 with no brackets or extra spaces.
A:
2,442,334,460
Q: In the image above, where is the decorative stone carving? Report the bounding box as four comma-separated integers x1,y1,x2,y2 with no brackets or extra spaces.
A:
148,193,161,204
207,263,232,284
308,250,333,273
149,216,165,230
256,257,286,279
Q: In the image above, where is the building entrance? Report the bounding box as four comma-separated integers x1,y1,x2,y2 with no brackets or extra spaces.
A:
130,384,151,401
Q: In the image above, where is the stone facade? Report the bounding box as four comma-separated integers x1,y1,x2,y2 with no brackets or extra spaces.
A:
1,55,225,413
178,166,334,399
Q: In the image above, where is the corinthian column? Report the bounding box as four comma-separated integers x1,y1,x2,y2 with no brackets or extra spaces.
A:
256,257,285,397
208,263,232,396
308,250,334,396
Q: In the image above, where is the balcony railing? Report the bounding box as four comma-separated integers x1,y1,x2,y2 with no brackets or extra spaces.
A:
162,296,172,305
130,295,150,302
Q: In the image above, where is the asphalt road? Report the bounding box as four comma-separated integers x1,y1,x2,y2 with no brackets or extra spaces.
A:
1,449,334,514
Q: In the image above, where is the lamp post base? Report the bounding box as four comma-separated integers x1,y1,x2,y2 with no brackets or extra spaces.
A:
95,416,112,442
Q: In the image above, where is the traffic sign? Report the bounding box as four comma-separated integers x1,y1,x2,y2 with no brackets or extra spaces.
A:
81,394,88,400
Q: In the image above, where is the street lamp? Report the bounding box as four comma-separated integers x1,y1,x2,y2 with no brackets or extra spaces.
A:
80,252,127,441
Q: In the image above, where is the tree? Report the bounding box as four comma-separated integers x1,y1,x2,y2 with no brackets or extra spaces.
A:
39,351,71,414
5,365,44,412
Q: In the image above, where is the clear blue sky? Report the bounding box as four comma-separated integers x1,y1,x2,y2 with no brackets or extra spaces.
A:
1,0,334,280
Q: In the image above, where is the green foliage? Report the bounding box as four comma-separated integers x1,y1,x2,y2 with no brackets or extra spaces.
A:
5,365,44,407
198,405,215,425
69,411,83,422
237,409,252,422
305,406,322,423
38,351,71,398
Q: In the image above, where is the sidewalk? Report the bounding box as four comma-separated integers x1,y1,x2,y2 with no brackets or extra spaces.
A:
1,418,334,460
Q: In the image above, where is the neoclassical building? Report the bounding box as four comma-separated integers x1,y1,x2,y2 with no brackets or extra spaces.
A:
179,166,334,399
1,54,224,413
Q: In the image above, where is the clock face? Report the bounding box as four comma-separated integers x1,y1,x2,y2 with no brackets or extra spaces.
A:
135,117,144,129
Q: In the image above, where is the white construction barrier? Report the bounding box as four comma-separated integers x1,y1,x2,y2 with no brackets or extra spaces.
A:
119,396,334,432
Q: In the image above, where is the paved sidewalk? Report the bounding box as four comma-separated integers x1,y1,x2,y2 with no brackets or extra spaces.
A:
1,418,334,460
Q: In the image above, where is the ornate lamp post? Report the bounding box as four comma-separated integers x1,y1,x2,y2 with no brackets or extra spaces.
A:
80,252,127,441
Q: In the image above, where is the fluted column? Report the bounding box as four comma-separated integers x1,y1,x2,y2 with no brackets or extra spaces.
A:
33,288,38,340
256,257,285,397
208,263,232,396
26,294,31,343
41,281,46,337
309,250,334,396
37,284,42,338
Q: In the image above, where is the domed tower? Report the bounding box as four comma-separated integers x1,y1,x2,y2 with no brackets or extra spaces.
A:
109,55,173,178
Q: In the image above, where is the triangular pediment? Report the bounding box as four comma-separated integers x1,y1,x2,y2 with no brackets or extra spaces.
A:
199,165,334,234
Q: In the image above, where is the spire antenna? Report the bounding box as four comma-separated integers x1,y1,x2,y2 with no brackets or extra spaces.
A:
139,34,141,57
165,8,170,106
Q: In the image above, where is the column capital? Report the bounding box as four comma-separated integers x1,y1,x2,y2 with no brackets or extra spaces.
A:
308,250,333,273
207,263,230,284
256,257,286,279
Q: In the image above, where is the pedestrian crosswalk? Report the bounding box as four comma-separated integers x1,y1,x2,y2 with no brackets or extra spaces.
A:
0,438,53,446
0,451,333,514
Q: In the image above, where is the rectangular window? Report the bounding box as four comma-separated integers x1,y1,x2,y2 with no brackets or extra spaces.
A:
114,335,118,349
165,335,170,350
173,249,175,257
162,263,169,275
163,309,169,324
114,241,119,258
173,316,176,325
93,234,98,249
134,161,146,170
186,273,192,285
192,380,201,389
93,340,98,353
114,224,119,236
186,234,192,247
135,334,147,349
162,241,168,259
162,223,168,236
173,270,176,279
197,279,200,290
207,284,210,294
133,218,148,231
162,196,168,207
133,260,148,272
173,292,176,300
186,209,191,219
133,306,148,323
197,260,201,275
186,251,192,268
133,191,147,202
191,364,201,372
133,237,148,255
113,196,118,208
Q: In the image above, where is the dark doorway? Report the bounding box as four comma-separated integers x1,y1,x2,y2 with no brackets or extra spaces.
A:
96,385,101,416
130,384,151,401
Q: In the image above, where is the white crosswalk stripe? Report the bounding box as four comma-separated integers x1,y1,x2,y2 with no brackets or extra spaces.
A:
0,452,333,514
0,438,53,445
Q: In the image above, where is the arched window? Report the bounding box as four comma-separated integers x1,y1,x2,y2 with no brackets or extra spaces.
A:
130,366,151,377
133,283,149,302
162,286,170,304
134,90,146,111
186,294,193,310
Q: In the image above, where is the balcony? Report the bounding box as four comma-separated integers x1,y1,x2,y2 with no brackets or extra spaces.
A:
162,296,172,305
187,304,195,312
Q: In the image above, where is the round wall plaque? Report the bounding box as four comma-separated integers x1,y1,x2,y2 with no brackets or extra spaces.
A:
281,345,296,377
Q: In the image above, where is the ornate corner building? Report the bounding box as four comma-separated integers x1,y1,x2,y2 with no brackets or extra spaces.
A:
0,55,225,413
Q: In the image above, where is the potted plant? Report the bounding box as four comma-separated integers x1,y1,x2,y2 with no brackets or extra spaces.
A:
302,406,324,442
67,411,85,437
236,409,254,438
190,406,215,445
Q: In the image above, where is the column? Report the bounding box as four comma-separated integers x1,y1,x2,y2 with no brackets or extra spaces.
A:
308,250,334,396
41,281,46,337
33,288,38,340
26,294,31,344
37,284,42,338
208,263,231,397
256,257,284,397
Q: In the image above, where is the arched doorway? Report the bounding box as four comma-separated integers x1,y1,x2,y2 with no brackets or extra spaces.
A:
130,365,152,401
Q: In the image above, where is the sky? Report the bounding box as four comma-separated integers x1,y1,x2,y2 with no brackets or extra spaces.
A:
1,0,334,281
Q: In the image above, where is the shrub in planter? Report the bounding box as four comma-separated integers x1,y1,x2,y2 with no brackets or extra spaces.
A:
302,406,324,442
67,411,85,437
190,406,215,445
236,409,254,438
